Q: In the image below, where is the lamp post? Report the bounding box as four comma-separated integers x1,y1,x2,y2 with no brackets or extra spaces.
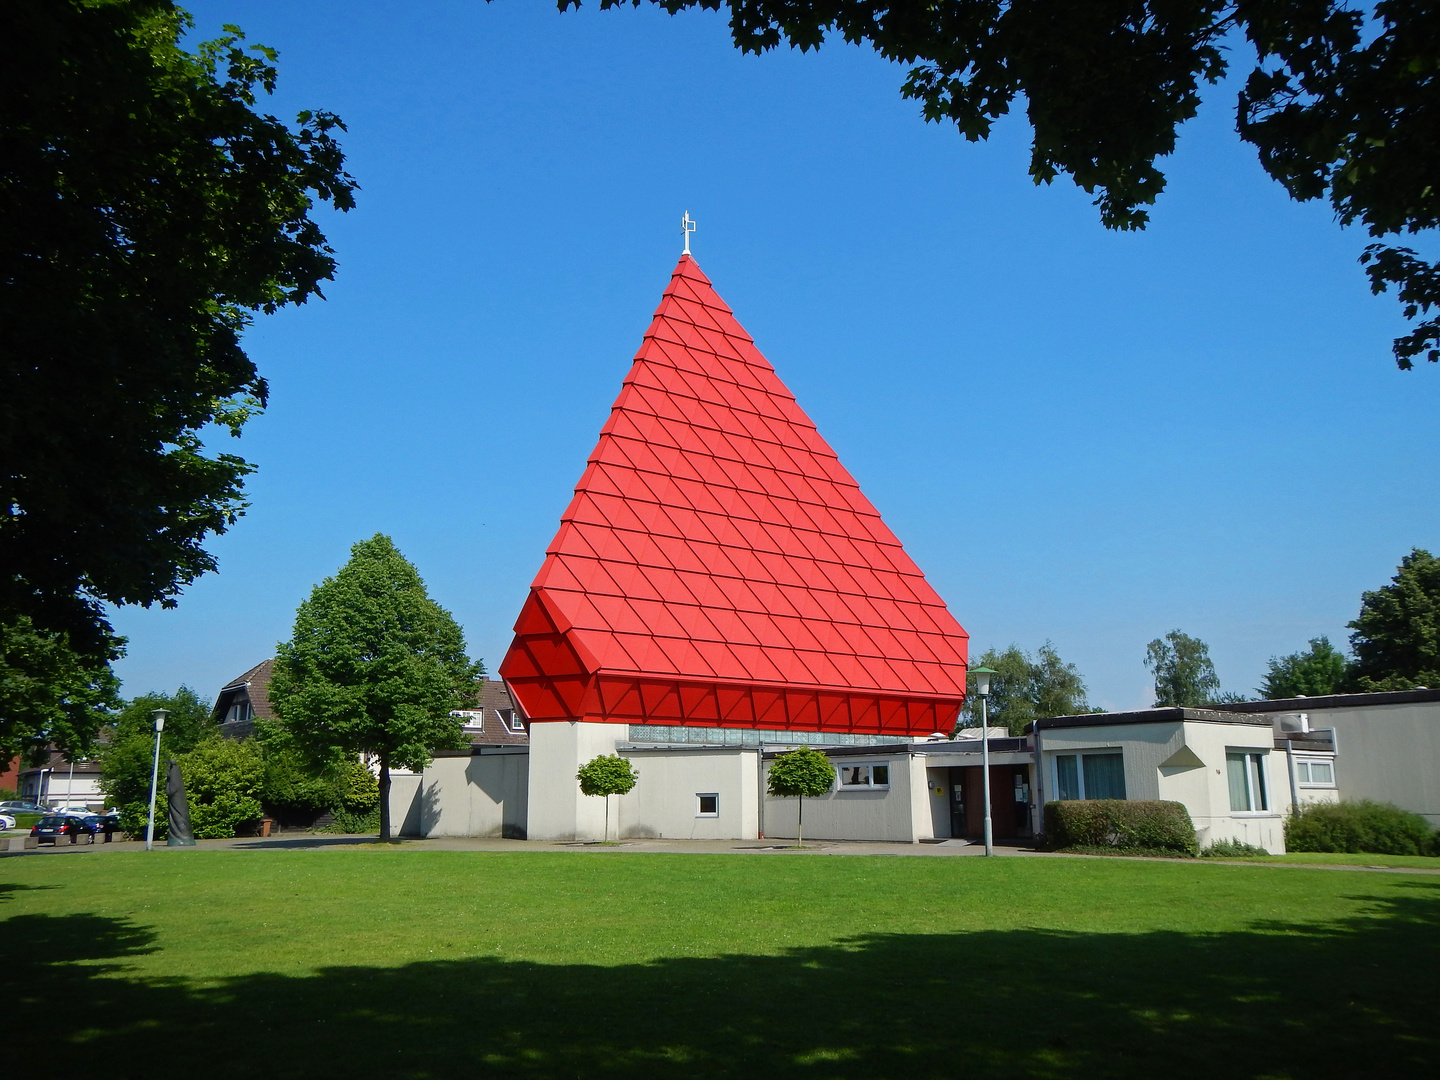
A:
145,709,167,851
969,666,998,857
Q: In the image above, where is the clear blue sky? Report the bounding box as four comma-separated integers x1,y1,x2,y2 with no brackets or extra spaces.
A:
111,0,1440,712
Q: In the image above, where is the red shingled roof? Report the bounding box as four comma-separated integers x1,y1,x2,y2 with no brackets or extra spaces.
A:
500,255,969,735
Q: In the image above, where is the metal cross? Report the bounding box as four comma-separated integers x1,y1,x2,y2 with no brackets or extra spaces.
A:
682,212,696,256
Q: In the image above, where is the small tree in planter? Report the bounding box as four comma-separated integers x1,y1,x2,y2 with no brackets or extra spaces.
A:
766,746,834,847
577,754,638,843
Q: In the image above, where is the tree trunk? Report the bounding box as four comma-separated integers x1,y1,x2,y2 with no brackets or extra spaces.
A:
798,795,804,847
379,755,391,842
604,795,610,843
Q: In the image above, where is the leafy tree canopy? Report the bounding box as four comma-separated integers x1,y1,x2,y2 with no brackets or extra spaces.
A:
270,534,483,840
0,616,122,762
181,736,264,839
1346,547,1440,691
577,754,639,798
766,746,835,799
572,0,1440,368
98,685,216,832
1145,630,1223,706
1259,635,1350,698
962,641,1096,735
1,0,356,662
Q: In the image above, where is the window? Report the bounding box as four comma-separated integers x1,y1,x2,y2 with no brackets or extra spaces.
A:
837,763,890,789
498,708,524,733
1053,753,1125,800
450,709,484,731
1227,751,1269,812
1295,759,1336,786
696,793,719,817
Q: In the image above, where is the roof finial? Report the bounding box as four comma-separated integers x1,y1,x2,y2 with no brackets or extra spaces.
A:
682,212,696,257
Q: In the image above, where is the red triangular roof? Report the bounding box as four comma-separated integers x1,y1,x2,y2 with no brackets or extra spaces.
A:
500,255,969,735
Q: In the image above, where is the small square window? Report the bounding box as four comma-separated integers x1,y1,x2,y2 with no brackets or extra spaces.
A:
697,793,719,817
498,708,524,733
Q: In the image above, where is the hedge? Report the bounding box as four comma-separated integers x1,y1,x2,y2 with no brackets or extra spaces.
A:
1043,799,1198,857
1285,800,1438,857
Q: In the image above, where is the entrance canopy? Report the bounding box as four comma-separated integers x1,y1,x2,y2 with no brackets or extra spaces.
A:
500,255,969,736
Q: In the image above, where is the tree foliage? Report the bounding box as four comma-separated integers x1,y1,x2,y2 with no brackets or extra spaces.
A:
574,0,1440,368
98,686,215,834
1346,547,1440,691
0,0,356,661
576,754,639,798
1145,630,1222,706
962,642,1095,734
270,534,482,840
1259,635,1350,698
180,736,264,839
0,616,123,762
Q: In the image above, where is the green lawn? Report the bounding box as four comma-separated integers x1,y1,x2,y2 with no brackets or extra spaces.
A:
1220,850,1440,870
3,849,1436,1079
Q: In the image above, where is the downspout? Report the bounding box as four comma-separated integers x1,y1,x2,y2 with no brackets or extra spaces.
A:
1284,739,1300,812
1032,718,1045,841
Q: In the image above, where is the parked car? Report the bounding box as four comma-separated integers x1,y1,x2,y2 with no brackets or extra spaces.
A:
95,811,122,838
0,814,15,830
0,800,44,814
53,805,96,816
31,815,98,845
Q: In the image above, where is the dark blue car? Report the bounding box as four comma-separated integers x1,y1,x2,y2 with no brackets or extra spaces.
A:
31,814,98,845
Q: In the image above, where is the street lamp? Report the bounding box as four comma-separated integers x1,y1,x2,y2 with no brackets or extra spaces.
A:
969,666,998,857
145,709,167,851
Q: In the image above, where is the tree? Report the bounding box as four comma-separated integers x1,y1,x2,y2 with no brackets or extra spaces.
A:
1145,630,1222,706
1259,635,1350,698
1346,548,1440,691
269,534,482,841
0,616,123,763
576,0,1440,368
97,686,215,834
961,641,1095,735
1,1,357,663
766,746,834,846
576,754,639,842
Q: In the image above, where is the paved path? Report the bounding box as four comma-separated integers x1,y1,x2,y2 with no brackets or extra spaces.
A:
5,832,1438,872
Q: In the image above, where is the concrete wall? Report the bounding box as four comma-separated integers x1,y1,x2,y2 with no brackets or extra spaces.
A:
613,749,759,840
1300,700,1440,825
526,721,627,842
761,753,919,842
1039,719,1288,853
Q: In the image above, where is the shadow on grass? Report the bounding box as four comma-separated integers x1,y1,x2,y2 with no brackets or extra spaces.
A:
2,882,1436,1079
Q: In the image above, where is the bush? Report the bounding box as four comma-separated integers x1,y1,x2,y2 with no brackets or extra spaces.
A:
180,737,264,839
1201,839,1272,858
1285,800,1439,857
1043,800,1198,857
323,806,381,834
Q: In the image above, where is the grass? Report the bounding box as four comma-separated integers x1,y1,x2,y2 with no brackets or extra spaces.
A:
1220,850,1440,870
2,848,1436,1078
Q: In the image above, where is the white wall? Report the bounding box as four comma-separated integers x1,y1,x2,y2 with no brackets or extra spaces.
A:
1299,700,1440,825
761,754,918,842
410,752,529,838
613,749,759,840
526,720,627,842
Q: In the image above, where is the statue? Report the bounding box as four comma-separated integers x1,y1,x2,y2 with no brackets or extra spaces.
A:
165,758,196,846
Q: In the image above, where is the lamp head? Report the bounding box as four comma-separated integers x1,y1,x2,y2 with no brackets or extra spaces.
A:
968,666,998,698
151,708,168,733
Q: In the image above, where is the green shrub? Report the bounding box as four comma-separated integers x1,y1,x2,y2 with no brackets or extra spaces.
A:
1285,800,1439,857
181,737,264,839
323,806,381,834
1201,839,1272,858
1043,800,1198,857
